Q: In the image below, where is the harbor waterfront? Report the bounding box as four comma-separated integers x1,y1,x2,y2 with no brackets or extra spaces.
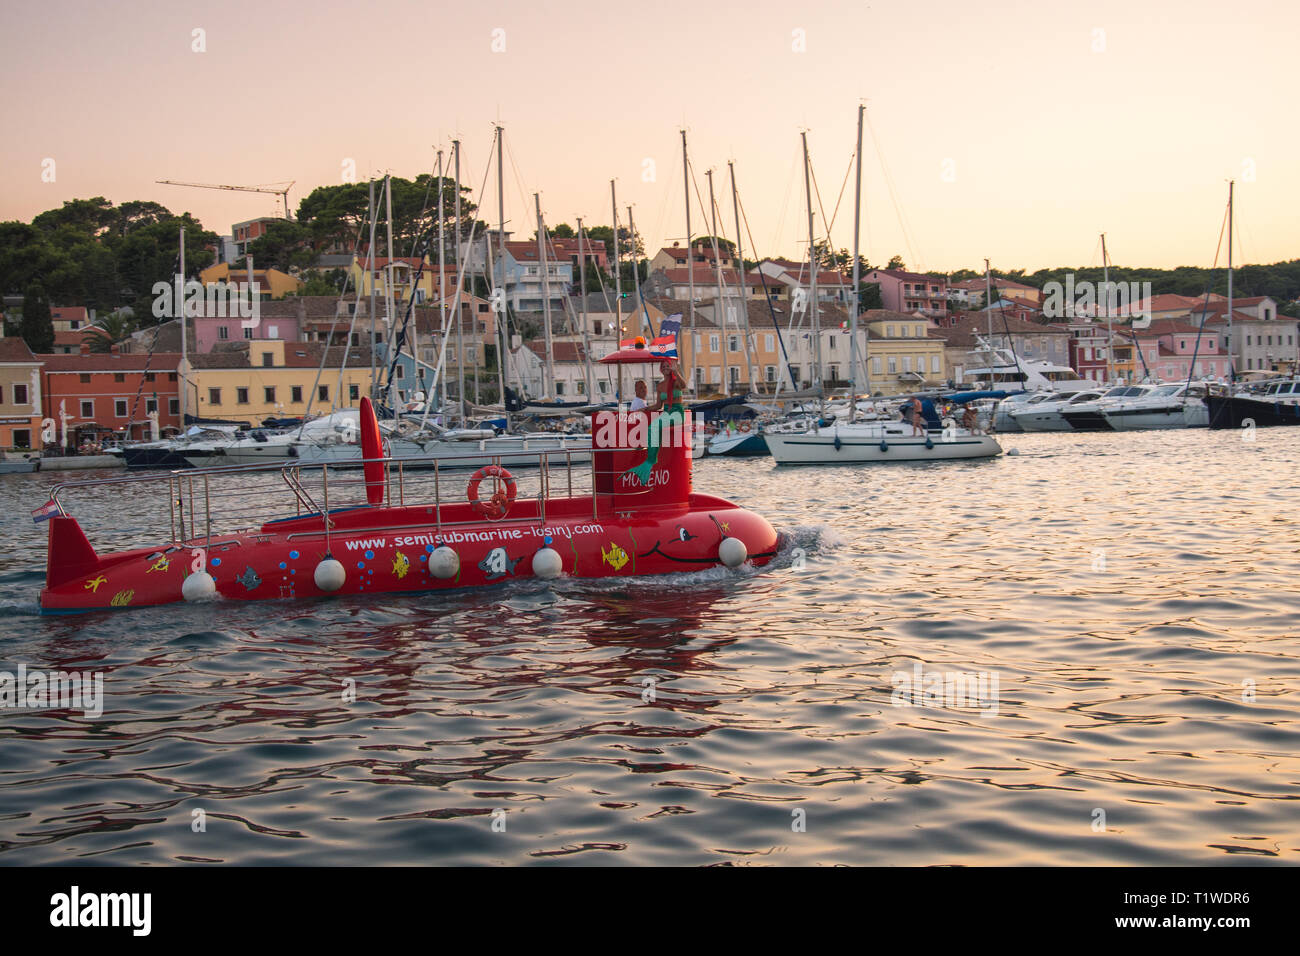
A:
2,427,1298,865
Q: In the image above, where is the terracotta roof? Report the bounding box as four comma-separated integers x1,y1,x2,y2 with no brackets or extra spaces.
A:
50,306,89,322
524,340,591,363
187,343,376,369
930,313,1067,349
39,352,183,372
0,337,38,363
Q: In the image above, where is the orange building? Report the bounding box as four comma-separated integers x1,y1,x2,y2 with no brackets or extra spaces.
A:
40,347,183,450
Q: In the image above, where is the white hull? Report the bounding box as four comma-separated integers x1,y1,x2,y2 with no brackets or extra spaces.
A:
1102,403,1209,430
766,424,1001,464
1010,410,1074,432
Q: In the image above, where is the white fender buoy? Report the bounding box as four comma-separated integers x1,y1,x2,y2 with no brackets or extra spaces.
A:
314,557,346,592
718,536,748,568
428,545,460,579
1007,447,1021,456
532,547,563,579
182,570,216,602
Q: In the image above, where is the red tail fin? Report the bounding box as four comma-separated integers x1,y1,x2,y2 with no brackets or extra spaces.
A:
46,516,100,589
359,396,384,505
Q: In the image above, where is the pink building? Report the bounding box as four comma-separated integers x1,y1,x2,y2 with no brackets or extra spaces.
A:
863,268,948,317
1121,319,1229,381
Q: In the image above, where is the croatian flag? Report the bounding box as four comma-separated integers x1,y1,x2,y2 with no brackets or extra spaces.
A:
31,500,60,523
651,315,682,358
622,314,681,358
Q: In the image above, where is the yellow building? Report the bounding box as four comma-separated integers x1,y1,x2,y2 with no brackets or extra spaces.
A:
349,256,457,303
184,340,377,425
199,263,304,299
0,337,44,451
860,310,947,395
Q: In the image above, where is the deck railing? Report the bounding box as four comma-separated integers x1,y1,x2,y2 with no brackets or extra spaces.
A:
46,440,673,556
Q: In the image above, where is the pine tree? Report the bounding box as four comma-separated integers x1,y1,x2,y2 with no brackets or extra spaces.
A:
20,283,55,353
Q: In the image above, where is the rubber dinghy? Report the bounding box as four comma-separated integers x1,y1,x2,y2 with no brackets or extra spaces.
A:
37,350,779,613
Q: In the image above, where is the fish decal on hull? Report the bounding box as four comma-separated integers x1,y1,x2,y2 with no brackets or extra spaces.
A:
236,566,262,591
146,554,170,574
391,550,411,579
601,542,630,571
478,547,523,581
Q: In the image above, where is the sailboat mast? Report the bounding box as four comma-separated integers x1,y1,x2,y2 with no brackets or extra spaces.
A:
728,162,757,394
178,226,187,424
850,103,864,423
984,258,993,340
706,168,729,396
453,140,465,420
682,130,695,394
1102,232,1113,384
801,131,822,393
628,205,646,337
437,149,448,418
496,126,511,409
385,172,396,412
577,217,594,399
367,178,376,403
536,193,555,398
1227,179,1235,382
610,180,621,337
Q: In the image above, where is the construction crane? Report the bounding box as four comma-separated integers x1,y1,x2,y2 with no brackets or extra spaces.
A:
156,180,296,219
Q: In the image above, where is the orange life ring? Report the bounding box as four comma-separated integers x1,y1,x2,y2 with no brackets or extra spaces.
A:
737,421,751,433
467,464,517,520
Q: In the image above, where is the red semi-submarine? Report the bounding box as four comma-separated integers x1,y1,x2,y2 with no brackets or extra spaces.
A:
39,349,780,613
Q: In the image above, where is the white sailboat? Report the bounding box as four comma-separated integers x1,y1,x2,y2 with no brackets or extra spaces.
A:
765,106,1001,466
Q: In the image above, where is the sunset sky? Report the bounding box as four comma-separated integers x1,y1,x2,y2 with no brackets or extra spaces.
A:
2,0,1296,273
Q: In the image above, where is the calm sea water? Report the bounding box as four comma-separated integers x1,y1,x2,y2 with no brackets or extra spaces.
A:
2,428,1299,866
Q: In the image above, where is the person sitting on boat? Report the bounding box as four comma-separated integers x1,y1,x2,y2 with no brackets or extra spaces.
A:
630,380,648,411
623,358,687,485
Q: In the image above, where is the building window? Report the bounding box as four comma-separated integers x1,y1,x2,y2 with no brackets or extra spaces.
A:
888,356,897,374
349,384,360,401
261,352,273,367
766,334,775,351
80,399,94,418
218,326,229,340
145,372,156,382
209,388,221,405
902,356,911,373
318,385,329,401
871,356,882,375
13,384,28,404
244,327,254,340
79,373,91,384
710,334,720,352
146,398,158,414
291,386,303,403
168,372,177,382
169,398,179,415
114,399,127,417
728,335,739,352
556,382,565,396
931,355,941,374
886,325,894,337
264,387,276,404
12,429,30,448
237,388,249,404
114,373,125,383
395,365,405,380
766,365,776,382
